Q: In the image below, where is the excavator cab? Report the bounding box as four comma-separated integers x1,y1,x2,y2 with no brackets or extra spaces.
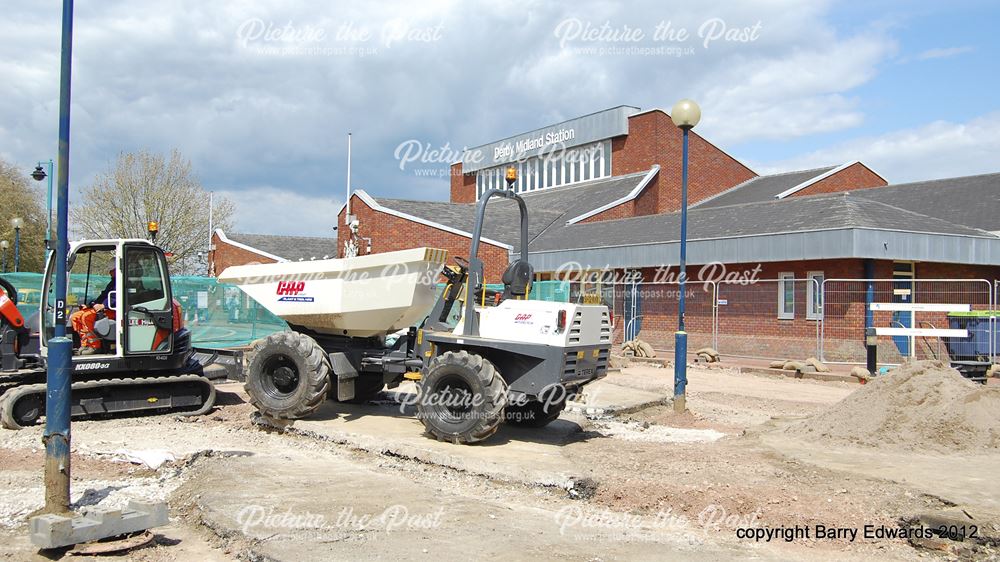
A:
39,239,180,362
0,238,215,430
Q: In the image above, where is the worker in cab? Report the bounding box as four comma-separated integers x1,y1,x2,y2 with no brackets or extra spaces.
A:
69,267,116,355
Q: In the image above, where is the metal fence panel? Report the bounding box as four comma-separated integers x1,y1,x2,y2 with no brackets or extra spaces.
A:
5,272,288,349
606,281,717,354
994,280,999,363
715,279,821,360
821,279,992,364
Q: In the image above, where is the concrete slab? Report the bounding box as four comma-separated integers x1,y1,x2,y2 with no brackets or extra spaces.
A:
183,450,759,561
29,501,168,549
292,399,587,488
760,433,1000,511
285,377,673,488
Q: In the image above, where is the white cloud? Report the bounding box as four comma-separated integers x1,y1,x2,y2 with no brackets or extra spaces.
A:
752,112,1000,184
0,0,950,236
214,187,341,237
915,45,973,60
697,34,895,143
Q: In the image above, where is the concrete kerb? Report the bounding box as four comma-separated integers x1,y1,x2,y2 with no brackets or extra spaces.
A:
30,501,169,550
611,354,861,385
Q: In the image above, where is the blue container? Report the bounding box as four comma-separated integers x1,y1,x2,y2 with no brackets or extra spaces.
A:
946,312,996,359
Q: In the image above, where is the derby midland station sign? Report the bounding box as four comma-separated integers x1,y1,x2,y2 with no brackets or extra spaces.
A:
462,105,640,172
493,128,577,161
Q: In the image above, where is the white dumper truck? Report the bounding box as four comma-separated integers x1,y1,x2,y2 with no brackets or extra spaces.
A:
220,179,611,444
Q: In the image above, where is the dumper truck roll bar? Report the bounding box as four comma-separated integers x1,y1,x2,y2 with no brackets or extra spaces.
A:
463,186,531,337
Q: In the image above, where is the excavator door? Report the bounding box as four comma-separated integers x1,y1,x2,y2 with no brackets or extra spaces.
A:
122,243,174,354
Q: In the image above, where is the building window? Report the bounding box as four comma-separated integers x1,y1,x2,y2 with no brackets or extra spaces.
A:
602,140,612,176
778,272,794,319
473,140,612,199
807,271,823,320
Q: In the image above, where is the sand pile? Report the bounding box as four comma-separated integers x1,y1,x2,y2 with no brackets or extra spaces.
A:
780,360,1000,453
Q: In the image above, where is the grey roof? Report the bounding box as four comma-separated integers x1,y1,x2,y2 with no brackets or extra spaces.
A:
374,167,1000,269
846,172,1000,232
375,170,652,248
692,166,836,209
528,191,997,253
227,232,338,261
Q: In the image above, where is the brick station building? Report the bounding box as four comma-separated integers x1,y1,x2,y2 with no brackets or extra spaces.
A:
208,230,337,275
336,105,1000,360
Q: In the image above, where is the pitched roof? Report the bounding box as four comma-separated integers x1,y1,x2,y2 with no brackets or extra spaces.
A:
845,172,1000,232
374,170,653,248
225,232,338,261
370,167,999,263
692,166,836,209
527,190,997,252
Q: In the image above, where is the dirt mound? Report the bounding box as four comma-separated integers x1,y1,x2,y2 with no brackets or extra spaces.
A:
780,360,1000,453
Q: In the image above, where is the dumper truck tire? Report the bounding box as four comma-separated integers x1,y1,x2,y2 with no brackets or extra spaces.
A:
245,331,331,420
418,351,507,444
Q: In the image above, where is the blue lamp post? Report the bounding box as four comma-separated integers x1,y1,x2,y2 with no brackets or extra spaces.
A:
42,0,75,515
1,241,7,273
10,217,23,273
31,160,55,245
670,98,701,414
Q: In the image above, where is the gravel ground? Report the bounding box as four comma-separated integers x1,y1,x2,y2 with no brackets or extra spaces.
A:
0,366,990,560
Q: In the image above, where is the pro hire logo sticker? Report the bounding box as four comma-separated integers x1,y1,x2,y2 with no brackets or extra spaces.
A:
276,281,315,302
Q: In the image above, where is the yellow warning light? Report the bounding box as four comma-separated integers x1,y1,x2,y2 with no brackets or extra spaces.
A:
147,221,159,234
505,166,517,187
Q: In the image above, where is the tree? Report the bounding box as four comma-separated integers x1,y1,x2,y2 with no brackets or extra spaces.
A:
0,157,47,273
72,149,234,275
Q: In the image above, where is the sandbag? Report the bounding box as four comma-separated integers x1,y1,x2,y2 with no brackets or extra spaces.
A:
850,366,872,380
805,357,831,373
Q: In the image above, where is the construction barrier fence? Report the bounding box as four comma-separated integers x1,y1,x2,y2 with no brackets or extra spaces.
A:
3,272,287,349
565,278,997,365
2,274,574,349
4,271,997,366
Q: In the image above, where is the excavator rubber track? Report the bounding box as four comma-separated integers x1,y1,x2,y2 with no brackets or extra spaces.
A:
0,374,216,430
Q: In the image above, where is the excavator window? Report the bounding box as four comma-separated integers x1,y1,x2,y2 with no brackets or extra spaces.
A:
41,246,116,344
123,245,171,354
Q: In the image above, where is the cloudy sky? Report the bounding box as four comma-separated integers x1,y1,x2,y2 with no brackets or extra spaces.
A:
1,0,997,236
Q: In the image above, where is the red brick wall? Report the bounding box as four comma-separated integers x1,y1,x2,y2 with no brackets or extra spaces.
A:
579,200,635,223
634,174,662,216
450,163,477,203
600,259,1000,362
791,162,887,197
209,232,278,277
338,194,510,281
611,110,757,214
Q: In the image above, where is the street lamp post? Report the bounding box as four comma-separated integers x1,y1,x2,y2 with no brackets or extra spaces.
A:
10,217,23,273
1,240,7,273
41,0,76,515
31,160,55,245
670,99,701,414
